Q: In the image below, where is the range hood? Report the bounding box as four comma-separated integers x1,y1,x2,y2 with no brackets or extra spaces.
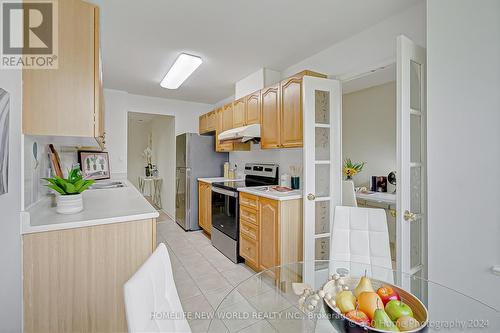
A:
218,124,260,143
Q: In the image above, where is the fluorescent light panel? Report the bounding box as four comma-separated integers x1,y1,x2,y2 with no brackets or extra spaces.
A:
160,53,202,89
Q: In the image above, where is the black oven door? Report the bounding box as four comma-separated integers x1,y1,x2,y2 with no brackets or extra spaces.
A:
211,186,239,240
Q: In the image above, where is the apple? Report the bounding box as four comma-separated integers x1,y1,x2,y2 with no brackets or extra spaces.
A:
385,300,414,321
357,291,384,320
376,285,401,305
345,309,370,326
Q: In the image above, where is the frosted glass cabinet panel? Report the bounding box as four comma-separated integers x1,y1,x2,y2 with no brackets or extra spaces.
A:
315,90,330,124
315,127,330,160
315,201,330,234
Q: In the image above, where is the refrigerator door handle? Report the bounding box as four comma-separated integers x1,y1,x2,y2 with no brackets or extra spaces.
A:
185,168,191,228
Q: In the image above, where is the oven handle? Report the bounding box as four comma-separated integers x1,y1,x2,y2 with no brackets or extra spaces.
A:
212,186,238,198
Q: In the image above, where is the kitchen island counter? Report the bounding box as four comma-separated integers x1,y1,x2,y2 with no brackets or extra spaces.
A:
21,180,159,234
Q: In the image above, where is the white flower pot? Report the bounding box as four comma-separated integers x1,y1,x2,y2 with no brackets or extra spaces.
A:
56,193,83,214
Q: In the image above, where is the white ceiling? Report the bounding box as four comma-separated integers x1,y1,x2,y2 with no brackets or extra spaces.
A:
93,0,421,104
342,63,396,94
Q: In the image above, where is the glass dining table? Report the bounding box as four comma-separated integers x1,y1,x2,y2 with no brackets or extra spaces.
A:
208,261,500,333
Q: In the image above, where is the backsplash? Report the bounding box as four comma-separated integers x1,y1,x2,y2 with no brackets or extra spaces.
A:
24,136,81,209
229,143,303,185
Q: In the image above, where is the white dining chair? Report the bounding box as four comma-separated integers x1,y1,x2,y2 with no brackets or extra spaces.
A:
124,243,191,333
342,180,358,207
329,206,394,283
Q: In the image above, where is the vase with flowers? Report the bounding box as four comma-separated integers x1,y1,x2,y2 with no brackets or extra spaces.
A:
343,159,365,180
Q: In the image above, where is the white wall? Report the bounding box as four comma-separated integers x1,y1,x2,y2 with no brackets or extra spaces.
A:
0,71,22,332
427,0,500,311
151,116,175,217
235,68,281,100
342,82,396,190
283,2,426,78
105,89,211,178
126,118,151,188
229,145,303,184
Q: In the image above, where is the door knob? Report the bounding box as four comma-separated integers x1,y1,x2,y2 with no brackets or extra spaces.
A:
404,210,416,222
307,193,316,201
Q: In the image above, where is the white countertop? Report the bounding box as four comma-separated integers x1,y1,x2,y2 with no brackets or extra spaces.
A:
21,180,159,234
356,191,396,205
198,177,244,184
238,186,302,201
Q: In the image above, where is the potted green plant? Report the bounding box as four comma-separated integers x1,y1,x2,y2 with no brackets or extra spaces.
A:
44,167,94,214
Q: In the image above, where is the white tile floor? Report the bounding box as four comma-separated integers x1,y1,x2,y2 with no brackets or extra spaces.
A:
156,214,256,332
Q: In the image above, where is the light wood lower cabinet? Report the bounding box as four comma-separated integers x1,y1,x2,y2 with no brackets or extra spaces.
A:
239,192,302,272
198,181,212,234
23,218,156,333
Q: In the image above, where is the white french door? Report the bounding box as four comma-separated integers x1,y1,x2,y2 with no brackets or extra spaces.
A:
302,76,342,288
396,35,427,300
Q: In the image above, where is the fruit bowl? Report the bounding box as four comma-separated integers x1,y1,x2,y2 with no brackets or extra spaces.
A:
322,276,428,332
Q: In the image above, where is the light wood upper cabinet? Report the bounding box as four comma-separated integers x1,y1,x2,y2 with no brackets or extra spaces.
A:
261,84,281,149
246,91,261,125
198,181,212,234
222,103,234,131
206,111,217,132
233,98,246,127
199,110,217,135
199,113,208,134
280,76,303,148
23,0,104,143
258,197,279,271
216,108,232,152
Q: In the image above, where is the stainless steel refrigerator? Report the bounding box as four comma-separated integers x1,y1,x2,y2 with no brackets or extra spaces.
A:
175,133,228,231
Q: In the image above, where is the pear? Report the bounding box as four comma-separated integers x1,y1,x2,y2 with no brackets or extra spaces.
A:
373,308,400,331
354,271,374,297
335,290,356,313
396,316,420,331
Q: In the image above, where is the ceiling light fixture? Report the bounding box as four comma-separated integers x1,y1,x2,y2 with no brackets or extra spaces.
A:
160,53,202,89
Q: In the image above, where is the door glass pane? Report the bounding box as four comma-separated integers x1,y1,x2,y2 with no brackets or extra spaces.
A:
315,201,330,234
315,90,330,124
410,60,421,111
410,217,423,268
315,127,330,160
410,269,423,300
315,164,330,197
410,114,421,163
410,166,422,214
315,237,330,260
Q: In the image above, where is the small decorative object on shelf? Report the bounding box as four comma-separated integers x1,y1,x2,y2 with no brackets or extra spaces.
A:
44,164,94,214
343,158,365,180
289,165,302,190
143,146,153,177
388,171,396,193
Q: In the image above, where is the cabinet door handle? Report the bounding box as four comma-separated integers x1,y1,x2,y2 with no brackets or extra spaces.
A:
307,193,316,201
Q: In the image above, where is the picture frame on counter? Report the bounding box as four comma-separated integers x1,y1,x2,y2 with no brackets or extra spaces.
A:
78,151,110,180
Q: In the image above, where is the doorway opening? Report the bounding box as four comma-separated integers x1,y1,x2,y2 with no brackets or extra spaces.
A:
127,112,176,219
342,63,398,268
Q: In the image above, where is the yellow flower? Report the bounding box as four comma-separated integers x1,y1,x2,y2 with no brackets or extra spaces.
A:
344,167,358,177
